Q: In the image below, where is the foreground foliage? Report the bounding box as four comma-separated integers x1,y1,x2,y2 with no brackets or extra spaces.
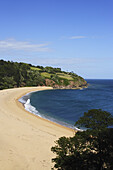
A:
51,109,113,170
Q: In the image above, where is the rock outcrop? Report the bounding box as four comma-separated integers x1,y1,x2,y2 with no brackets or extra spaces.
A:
45,79,88,89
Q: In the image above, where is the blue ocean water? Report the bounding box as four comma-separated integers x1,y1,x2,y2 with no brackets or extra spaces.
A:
19,79,113,129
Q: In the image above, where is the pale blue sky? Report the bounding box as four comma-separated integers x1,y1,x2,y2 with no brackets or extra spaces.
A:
0,0,113,79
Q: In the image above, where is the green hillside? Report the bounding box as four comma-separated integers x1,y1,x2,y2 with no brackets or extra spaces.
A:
0,60,87,90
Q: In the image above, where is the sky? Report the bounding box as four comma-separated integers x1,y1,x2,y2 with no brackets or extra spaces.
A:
0,0,113,79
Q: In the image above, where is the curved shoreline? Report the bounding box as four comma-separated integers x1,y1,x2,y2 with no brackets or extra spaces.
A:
0,87,74,170
17,87,75,132
19,90,79,130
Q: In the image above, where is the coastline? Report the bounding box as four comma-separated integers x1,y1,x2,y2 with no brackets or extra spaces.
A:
0,86,74,170
19,90,79,130
17,87,76,131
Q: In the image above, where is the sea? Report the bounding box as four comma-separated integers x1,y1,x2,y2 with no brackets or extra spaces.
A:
19,79,113,130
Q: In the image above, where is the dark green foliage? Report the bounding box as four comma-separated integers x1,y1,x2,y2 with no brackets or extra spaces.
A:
62,79,69,86
26,70,45,86
0,76,16,89
75,109,113,130
51,74,61,84
51,109,113,170
44,66,61,74
50,74,70,86
0,60,44,89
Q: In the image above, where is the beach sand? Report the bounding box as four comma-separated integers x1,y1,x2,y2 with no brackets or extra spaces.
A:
0,87,74,170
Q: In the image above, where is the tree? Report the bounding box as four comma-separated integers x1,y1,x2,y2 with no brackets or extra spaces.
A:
75,109,113,131
0,76,17,89
51,109,113,170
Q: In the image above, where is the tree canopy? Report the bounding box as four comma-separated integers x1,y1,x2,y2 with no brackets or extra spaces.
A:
75,109,113,131
51,109,113,170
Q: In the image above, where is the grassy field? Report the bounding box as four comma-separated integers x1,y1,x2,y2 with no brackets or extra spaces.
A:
56,73,74,80
30,67,74,81
41,72,52,78
30,67,41,71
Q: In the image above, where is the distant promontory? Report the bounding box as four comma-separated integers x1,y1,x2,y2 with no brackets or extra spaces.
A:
0,60,87,90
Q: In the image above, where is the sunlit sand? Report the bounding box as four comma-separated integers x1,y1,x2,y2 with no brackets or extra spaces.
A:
0,87,74,170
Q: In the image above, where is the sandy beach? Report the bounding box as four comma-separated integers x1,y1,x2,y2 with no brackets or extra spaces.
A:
0,87,74,170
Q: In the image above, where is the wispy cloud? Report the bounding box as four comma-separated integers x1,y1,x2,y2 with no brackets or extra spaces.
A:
28,57,93,66
69,36,87,39
0,39,50,52
60,36,87,40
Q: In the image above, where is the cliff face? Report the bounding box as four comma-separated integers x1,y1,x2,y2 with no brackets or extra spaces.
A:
45,79,88,89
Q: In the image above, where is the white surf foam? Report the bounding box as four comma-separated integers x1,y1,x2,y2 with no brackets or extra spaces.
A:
24,98,42,117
